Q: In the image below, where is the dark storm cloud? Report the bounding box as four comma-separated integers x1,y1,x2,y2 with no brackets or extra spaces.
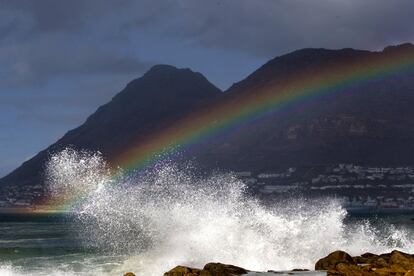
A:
2,0,413,90
0,0,161,90
0,0,89,34
1,0,126,35
17,0,405,59
163,0,414,57
0,40,149,87
0,0,170,38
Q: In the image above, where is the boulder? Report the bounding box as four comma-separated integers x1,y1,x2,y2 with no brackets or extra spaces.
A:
372,264,407,275
315,250,355,270
162,251,414,276
202,263,248,276
164,265,202,276
361,253,378,259
333,263,363,275
378,252,392,262
353,252,378,265
373,257,389,267
163,263,248,276
318,250,414,275
389,250,414,270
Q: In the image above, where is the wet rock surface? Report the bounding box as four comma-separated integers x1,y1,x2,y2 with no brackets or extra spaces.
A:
316,250,414,275
159,249,414,276
315,251,356,271
163,262,248,276
163,265,202,276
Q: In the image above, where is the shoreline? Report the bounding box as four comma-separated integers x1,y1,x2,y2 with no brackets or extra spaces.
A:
159,250,414,276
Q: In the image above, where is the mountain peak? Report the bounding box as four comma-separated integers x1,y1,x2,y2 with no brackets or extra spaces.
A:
0,64,222,192
143,64,202,80
3,43,414,205
145,64,180,74
122,64,221,99
226,47,369,93
383,43,414,53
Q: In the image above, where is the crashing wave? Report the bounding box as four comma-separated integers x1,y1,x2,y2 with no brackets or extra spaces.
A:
45,149,414,275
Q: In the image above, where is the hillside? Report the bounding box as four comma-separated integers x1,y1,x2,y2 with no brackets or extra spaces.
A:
1,44,414,207
0,65,222,191
196,44,414,171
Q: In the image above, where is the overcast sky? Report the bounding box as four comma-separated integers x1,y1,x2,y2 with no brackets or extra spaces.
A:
0,0,413,177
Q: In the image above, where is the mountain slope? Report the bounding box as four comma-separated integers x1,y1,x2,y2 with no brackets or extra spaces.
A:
195,44,414,170
0,65,222,190
1,44,414,204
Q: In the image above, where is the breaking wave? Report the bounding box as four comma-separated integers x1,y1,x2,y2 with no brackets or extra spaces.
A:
44,149,414,275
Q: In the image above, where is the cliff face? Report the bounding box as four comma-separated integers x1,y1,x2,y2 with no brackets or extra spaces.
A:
1,44,414,193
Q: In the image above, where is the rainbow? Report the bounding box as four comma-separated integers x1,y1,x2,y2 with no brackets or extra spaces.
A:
114,47,414,173
34,46,414,212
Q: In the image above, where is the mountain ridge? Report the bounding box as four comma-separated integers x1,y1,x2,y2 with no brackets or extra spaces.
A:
194,43,414,170
1,43,414,203
0,64,221,188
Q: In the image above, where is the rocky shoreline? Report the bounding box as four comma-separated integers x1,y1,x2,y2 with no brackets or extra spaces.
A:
315,250,414,275
123,250,414,276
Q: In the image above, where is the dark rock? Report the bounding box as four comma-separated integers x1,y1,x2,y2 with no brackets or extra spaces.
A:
164,265,202,276
331,262,362,275
315,250,355,270
353,252,379,265
164,263,248,276
389,250,414,270
361,252,378,259
373,257,388,267
202,263,248,275
319,250,414,275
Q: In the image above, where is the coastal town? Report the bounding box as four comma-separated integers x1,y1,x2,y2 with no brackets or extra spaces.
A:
2,163,414,212
237,164,414,212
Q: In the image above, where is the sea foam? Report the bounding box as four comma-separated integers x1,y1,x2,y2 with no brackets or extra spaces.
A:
45,149,414,276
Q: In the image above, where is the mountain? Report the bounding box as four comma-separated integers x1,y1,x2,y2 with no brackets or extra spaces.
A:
0,65,222,191
195,44,414,171
1,44,414,205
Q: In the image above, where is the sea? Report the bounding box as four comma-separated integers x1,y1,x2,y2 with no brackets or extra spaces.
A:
0,212,413,276
0,149,413,276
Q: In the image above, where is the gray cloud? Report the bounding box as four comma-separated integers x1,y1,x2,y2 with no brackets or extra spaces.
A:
0,0,170,40
1,0,117,35
2,0,413,87
164,0,414,58
0,37,150,87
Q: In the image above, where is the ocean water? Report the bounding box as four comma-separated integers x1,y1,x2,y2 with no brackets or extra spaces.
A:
0,213,126,275
0,149,414,276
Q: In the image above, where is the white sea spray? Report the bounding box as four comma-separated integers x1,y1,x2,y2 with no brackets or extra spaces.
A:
43,149,414,276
